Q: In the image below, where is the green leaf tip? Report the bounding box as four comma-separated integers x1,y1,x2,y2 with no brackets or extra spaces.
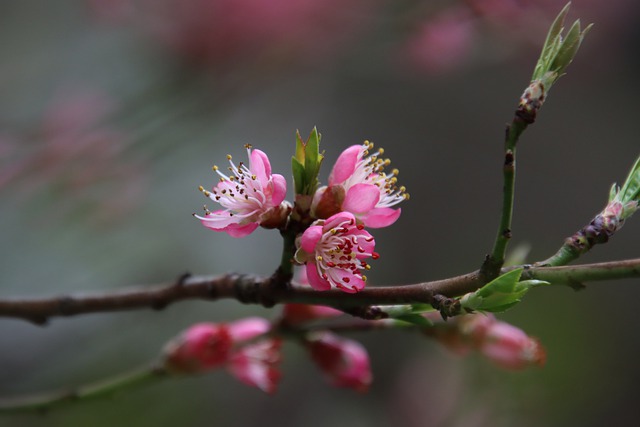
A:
292,127,324,196
531,3,592,90
460,269,549,313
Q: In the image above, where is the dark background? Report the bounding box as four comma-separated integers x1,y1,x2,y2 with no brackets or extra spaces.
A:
1,1,640,426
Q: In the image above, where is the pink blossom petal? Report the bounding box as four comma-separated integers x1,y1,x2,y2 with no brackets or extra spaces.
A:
305,263,331,291
328,145,361,185
300,225,323,253
227,340,281,394
228,317,271,342
335,273,365,293
322,211,355,232
198,210,242,229
224,222,259,238
270,173,287,205
250,148,271,187
343,183,380,214
360,207,402,228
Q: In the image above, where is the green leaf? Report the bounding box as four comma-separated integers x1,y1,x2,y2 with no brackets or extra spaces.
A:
291,156,305,195
461,269,549,313
618,156,640,202
530,3,591,91
291,128,324,197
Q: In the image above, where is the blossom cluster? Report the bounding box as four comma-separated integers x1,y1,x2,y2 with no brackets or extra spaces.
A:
194,138,408,293
163,313,372,394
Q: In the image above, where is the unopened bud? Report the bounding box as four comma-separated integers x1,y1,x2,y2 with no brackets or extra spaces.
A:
306,332,372,392
163,323,232,374
311,185,345,220
480,321,546,370
259,201,293,229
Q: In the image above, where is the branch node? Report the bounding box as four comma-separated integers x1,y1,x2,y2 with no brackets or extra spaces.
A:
431,294,462,320
57,296,77,316
176,272,192,286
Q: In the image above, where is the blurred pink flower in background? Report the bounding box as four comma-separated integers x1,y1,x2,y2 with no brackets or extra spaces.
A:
125,0,376,70
403,7,476,74
0,89,146,224
432,313,546,370
306,331,372,392
164,317,282,393
402,0,639,74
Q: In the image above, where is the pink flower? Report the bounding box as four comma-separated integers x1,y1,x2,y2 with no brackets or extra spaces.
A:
306,332,372,392
314,141,408,228
480,321,546,370
295,212,378,293
194,145,287,237
163,317,282,393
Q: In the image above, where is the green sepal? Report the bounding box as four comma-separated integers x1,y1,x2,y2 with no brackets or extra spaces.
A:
461,269,549,313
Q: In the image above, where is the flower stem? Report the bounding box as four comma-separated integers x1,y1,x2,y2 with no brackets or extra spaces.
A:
0,364,167,414
482,118,528,280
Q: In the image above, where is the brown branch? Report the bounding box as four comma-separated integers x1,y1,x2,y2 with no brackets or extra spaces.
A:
2,258,640,326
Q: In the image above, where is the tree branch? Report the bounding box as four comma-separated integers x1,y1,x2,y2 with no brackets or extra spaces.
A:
2,258,640,325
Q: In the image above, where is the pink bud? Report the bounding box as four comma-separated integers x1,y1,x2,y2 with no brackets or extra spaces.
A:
307,332,372,392
163,323,233,373
480,322,546,370
227,317,271,342
282,304,343,325
227,339,282,394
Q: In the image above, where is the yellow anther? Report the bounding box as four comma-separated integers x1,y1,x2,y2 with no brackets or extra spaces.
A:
361,275,368,282
251,174,257,180
244,143,252,149
392,168,399,175
364,264,371,270
227,154,232,160
316,255,323,261
212,165,219,171
198,185,204,192
399,186,406,192
378,148,384,155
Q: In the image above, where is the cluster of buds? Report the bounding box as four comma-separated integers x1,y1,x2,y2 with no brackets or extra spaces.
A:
195,131,408,293
432,313,546,370
163,317,281,393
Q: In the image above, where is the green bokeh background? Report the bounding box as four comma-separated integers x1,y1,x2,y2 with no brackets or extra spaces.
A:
2,1,640,426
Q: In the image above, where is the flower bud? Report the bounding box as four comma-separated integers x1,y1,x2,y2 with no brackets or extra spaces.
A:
480,322,546,370
306,332,372,392
259,201,293,229
163,323,232,374
227,339,282,394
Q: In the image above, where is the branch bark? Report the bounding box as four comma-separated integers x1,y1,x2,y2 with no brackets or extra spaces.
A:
2,258,640,326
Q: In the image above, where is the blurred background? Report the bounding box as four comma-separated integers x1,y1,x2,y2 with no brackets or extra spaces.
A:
1,0,640,426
